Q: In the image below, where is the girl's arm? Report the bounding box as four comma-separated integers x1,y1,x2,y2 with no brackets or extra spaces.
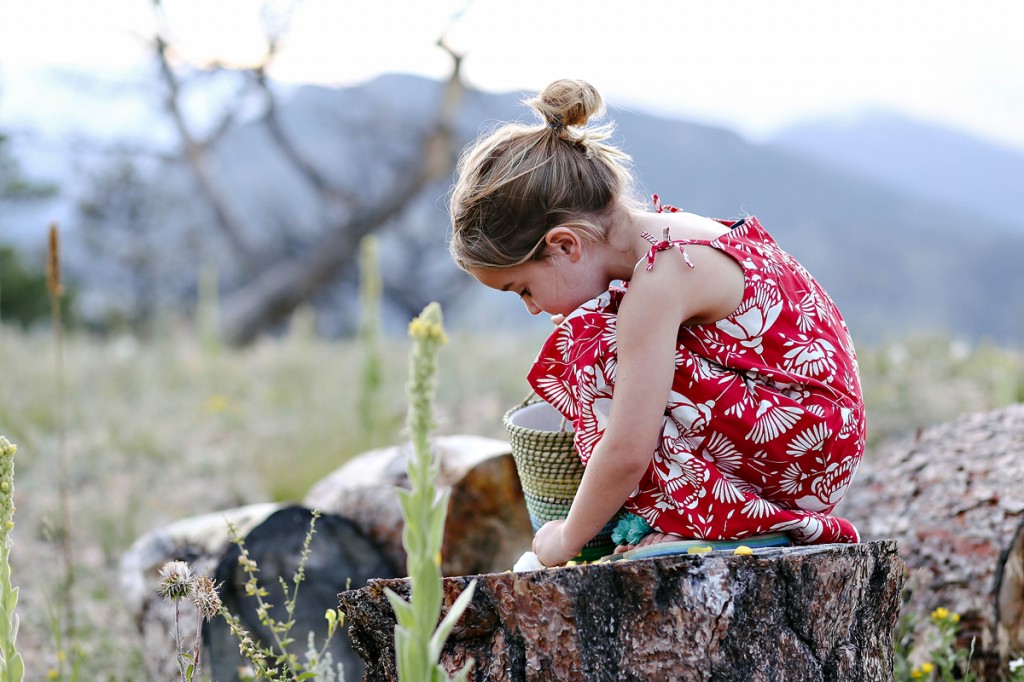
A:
533,243,743,565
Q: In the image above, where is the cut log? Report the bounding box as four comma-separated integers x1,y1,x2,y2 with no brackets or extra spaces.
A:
305,435,532,576
836,403,1024,680
338,541,905,681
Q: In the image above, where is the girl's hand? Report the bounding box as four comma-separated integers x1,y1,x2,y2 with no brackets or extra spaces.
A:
551,314,565,326
532,520,579,566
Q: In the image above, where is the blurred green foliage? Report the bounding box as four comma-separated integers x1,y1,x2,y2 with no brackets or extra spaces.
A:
0,133,57,201
0,247,75,329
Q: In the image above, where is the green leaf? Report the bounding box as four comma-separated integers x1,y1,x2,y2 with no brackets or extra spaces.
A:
7,653,24,682
385,588,415,628
450,659,476,682
429,580,477,662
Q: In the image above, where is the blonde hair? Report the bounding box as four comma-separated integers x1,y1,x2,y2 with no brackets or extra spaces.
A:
448,79,635,272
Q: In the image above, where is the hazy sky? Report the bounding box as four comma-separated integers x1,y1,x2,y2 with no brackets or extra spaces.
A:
1,0,1022,150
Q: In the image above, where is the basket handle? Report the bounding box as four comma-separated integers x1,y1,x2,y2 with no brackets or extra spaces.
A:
517,390,571,434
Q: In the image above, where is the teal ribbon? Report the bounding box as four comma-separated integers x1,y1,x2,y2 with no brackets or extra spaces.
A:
611,513,652,546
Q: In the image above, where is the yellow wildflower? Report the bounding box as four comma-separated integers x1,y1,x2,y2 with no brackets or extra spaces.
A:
205,394,229,414
931,607,950,621
910,662,936,678
733,545,753,555
408,309,449,344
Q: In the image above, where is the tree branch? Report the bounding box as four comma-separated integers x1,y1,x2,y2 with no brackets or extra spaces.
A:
221,41,468,345
149,0,257,267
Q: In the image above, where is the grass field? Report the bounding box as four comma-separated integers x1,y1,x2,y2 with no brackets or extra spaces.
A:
0,319,1021,678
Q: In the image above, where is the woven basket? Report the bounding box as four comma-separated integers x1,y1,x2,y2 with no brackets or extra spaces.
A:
504,397,620,561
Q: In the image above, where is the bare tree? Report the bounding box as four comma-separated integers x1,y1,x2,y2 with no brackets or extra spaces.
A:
146,0,467,345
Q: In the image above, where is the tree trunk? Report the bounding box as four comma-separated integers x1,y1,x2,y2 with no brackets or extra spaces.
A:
338,541,905,682
836,403,1024,680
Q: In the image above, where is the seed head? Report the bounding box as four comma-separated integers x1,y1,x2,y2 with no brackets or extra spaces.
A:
191,574,222,621
158,560,194,602
47,223,63,297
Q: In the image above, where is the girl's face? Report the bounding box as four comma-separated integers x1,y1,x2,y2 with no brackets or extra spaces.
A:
470,252,607,317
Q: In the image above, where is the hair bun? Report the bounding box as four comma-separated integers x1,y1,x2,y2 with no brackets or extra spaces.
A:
527,79,605,131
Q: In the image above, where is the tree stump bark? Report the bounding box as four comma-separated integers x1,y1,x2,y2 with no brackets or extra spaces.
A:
338,541,905,681
836,403,1024,679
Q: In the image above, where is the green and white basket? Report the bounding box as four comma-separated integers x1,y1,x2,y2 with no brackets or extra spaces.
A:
503,397,621,561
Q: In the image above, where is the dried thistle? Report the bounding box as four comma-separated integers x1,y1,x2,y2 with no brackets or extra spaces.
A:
191,574,222,621
158,560,194,602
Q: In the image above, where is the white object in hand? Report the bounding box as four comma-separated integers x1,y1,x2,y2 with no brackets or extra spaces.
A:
513,551,545,572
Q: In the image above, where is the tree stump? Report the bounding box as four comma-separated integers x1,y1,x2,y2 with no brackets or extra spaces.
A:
338,541,905,681
836,403,1024,679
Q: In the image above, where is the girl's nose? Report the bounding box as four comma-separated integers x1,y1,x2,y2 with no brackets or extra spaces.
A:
523,298,542,315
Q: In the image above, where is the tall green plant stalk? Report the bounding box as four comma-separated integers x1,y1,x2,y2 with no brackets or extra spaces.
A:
357,236,385,449
197,263,221,353
0,436,25,682
385,303,476,682
46,223,76,644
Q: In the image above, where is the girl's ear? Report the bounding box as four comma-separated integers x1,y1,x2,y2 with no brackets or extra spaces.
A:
544,226,583,262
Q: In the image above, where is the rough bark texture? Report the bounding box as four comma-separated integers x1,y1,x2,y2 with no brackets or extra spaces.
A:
305,435,532,577
339,541,905,682
836,403,1024,679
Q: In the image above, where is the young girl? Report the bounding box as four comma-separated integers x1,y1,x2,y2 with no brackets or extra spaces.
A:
448,80,864,567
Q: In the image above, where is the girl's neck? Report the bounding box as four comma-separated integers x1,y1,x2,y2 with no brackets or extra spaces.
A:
602,205,671,277
600,203,729,280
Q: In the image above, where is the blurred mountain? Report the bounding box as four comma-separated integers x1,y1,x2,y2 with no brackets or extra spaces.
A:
2,73,1022,345
607,105,1024,345
769,110,1024,231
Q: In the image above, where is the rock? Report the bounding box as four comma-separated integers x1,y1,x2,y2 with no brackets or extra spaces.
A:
204,505,399,682
338,541,905,681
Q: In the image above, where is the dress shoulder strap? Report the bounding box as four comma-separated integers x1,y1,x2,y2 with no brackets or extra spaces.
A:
638,228,698,271
637,194,709,272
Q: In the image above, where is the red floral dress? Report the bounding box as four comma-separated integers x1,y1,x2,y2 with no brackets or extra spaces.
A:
527,210,864,545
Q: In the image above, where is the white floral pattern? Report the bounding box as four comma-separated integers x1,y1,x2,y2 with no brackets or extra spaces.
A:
529,215,864,545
